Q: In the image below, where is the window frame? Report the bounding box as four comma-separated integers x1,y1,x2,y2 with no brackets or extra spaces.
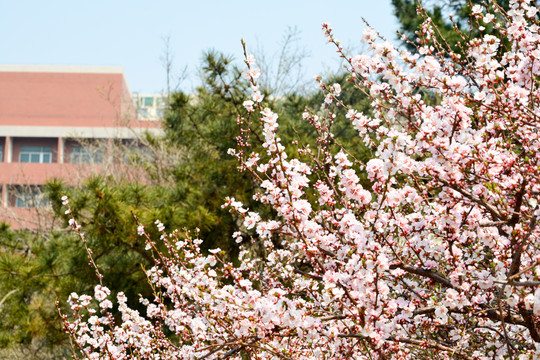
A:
70,146,103,164
19,146,52,163
13,186,49,208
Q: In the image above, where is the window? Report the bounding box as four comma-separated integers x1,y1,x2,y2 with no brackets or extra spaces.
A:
156,97,165,107
0,145,3,162
156,107,165,118
122,146,151,164
137,108,149,119
19,146,52,163
70,146,103,164
14,186,49,208
143,96,154,107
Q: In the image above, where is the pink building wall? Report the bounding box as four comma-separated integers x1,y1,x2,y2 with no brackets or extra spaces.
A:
0,66,163,229
0,72,125,127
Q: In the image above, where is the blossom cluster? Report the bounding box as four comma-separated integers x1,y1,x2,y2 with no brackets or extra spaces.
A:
62,1,540,358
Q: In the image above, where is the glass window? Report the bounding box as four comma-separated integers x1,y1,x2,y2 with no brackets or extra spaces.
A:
70,146,103,164
156,96,166,107
122,146,151,164
138,108,149,119
19,146,52,163
14,187,49,208
143,96,154,107
156,108,165,118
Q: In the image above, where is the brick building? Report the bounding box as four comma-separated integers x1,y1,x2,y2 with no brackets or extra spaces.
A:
0,65,163,228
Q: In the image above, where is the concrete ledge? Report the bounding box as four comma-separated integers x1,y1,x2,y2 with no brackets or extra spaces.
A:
0,65,124,74
0,125,163,138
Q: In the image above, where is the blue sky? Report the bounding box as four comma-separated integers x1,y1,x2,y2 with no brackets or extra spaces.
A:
0,1,399,94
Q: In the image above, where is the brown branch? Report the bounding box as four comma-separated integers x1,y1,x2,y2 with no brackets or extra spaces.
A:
414,305,526,327
495,280,540,287
293,265,323,281
389,263,456,289
508,208,538,277
517,303,540,342
508,179,527,226
338,333,475,360
439,179,505,221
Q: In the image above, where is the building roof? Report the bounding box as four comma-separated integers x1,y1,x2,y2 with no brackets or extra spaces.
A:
0,65,139,129
0,65,125,74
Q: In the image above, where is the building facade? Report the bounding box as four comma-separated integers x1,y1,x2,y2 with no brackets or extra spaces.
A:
132,93,167,121
0,65,163,228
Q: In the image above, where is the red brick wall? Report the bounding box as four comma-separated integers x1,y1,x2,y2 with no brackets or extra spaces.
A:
0,72,129,127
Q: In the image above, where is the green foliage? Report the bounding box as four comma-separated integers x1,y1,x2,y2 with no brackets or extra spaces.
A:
392,0,512,56
164,51,263,253
0,224,82,352
0,50,375,355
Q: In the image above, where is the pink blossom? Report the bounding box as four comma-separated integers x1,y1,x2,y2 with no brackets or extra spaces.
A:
243,100,254,112
61,3,540,358
94,285,110,302
483,13,495,23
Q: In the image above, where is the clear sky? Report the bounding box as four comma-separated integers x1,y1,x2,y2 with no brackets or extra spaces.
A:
0,1,400,94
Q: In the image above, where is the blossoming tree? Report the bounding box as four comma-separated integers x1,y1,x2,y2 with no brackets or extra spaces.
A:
61,0,540,358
